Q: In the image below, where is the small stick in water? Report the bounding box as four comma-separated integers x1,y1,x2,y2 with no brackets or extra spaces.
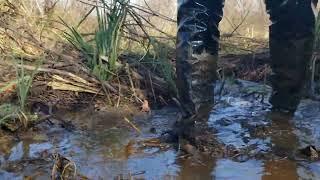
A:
124,117,142,134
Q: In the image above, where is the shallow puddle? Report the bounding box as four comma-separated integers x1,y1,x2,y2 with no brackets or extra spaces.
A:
1,80,320,179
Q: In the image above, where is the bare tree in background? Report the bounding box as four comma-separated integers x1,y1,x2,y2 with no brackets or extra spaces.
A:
221,0,269,38
134,0,269,38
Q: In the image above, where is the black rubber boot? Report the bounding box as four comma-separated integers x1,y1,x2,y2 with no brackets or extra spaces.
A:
176,0,224,118
266,0,317,112
169,0,224,143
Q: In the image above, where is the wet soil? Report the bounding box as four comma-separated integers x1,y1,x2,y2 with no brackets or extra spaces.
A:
219,51,271,82
1,80,320,179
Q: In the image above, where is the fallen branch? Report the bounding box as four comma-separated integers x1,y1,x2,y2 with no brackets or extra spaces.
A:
48,75,103,95
124,117,141,134
4,63,118,94
52,75,97,92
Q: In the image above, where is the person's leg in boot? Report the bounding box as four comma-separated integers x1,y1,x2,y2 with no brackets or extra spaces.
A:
175,0,224,141
266,0,317,113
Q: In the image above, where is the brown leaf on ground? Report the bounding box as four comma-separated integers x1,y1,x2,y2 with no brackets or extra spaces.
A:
141,100,150,112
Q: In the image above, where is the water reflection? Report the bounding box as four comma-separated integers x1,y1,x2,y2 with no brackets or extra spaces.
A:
297,161,320,179
294,100,320,148
213,159,263,180
210,80,272,151
268,112,298,158
263,159,298,180
2,81,320,179
210,111,300,180
208,80,320,180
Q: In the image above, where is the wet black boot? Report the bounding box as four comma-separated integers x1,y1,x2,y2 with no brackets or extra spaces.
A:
176,0,224,117
269,37,314,113
173,0,224,141
266,0,317,113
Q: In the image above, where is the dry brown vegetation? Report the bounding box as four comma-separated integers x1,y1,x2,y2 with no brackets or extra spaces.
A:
0,0,176,108
0,0,273,130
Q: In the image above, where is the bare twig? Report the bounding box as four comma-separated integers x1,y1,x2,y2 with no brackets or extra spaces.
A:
124,117,141,134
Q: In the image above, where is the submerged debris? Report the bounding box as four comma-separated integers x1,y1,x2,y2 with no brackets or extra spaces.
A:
0,103,39,132
300,145,319,159
51,153,77,180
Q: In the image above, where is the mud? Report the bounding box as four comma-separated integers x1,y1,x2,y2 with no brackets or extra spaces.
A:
1,80,320,179
218,51,271,82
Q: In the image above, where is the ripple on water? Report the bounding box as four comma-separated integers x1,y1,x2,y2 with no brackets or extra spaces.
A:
209,80,271,150
3,80,320,179
213,159,264,180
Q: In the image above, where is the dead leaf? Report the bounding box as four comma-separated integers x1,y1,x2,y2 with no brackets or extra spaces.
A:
125,140,136,157
141,100,150,112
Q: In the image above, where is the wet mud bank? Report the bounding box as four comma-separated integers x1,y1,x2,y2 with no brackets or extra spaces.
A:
1,80,320,179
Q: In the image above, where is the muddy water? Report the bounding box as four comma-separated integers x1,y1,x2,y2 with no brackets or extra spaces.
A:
1,80,320,179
